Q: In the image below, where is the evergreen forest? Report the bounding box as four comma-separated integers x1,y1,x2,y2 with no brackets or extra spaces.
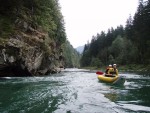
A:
80,0,150,68
62,40,80,68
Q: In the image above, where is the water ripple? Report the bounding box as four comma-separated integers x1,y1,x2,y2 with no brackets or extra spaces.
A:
0,69,150,113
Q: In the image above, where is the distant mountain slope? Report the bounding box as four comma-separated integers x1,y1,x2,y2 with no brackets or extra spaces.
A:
62,40,81,68
75,45,84,54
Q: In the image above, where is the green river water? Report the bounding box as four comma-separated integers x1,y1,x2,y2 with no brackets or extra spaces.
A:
0,68,150,113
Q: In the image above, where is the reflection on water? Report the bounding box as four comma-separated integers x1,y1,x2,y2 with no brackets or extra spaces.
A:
105,93,119,102
0,69,150,113
102,72,150,112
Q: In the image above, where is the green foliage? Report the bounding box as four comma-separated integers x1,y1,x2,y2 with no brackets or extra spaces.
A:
110,36,124,58
81,0,150,67
108,55,115,64
131,0,150,64
30,0,66,44
80,50,91,67
0,16,14,38
62,40,81,68
0,0,66,45
90,57,102,68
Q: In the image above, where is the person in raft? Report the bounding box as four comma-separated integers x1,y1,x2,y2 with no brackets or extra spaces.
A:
105,64,112,74
105,64,118,77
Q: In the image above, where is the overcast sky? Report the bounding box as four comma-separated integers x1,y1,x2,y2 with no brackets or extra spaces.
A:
59,0,139,48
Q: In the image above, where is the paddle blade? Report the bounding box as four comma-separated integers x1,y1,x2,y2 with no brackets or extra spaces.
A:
96,71,104,75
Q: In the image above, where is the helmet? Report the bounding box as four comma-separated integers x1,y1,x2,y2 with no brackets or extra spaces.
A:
109,64,112,67
113,64,116,66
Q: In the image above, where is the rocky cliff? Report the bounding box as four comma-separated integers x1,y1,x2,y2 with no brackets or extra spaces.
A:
0,0,66,76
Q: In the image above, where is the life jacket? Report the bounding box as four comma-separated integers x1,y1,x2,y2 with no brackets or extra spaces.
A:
108,68,114,74
105,67,109,74
110,68,116,74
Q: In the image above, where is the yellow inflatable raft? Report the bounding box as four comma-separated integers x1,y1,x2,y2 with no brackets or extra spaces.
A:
98,75,118,83
97,74,125,85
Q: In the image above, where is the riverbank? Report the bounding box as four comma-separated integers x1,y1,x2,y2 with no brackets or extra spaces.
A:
81,64,150,72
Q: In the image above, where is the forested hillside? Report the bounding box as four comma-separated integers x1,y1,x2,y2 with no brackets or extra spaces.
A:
80,0,150,68
62,40,80,68
0,0,78,76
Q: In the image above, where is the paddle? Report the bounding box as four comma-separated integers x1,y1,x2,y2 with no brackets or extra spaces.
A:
96,71,104,75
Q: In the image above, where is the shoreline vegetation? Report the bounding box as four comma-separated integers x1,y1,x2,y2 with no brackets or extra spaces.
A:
81,64,150,72
80,1,150,71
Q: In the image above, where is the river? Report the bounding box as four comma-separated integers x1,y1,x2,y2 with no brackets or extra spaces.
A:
0,68,150,113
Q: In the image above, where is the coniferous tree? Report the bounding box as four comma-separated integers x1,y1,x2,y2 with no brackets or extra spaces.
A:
80,0,150,67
